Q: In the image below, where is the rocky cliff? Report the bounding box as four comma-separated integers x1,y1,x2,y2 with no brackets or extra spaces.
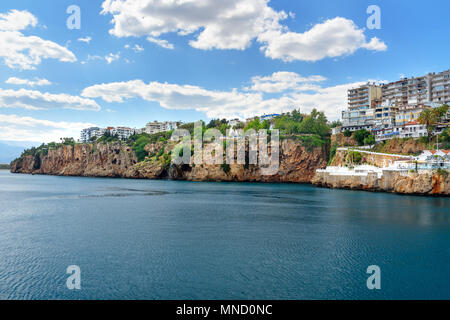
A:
11,139,329,183
312,170,449,196
371,137,427,155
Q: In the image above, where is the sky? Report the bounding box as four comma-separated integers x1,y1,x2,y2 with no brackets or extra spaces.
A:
0,0,449,146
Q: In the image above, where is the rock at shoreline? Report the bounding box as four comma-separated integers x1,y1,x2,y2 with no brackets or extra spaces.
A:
312,170,449,196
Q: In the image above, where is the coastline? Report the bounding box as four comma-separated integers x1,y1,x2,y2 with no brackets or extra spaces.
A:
9,137,449,196
9,169,449,197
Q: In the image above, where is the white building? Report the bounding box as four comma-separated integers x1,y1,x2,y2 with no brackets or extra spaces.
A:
341,83,382,131
393,121,428,139
80,127,107,143
144,121,179,134
81,126,136,142
110,127,136,140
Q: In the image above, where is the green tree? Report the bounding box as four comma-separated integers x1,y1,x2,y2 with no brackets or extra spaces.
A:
418,109,438,141
439,128,450,149
433,104,449,121
343,129,352,137
363,134,375,146
353,129,371,146
132,135,151,162
60,137,76,146
297,109,329,137
245,117,263,131
330,120,342,128
234,122,245,129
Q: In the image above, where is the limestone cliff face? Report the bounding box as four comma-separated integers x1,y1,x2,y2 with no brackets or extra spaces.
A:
170,139,328,183
11,139,329,183
331,133,357,147
10,143,167,179
331,149,412,168
312,171,449,196
372,137,426,155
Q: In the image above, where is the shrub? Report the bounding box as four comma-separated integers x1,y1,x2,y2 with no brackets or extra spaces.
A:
363,134,375,146
132,135,151,162
347,151,362,164
343,130,352,137
328,143,338,165
299,135,327,151
436,168,449,178
353,129,371,146
439,128,450,149
221,163,231,174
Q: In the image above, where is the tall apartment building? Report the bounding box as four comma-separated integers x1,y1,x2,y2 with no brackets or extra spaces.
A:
341,83,382,131
340,69,449,134
395,105,428,126
429,69,450,105
381,76,430,110
382,69,450,108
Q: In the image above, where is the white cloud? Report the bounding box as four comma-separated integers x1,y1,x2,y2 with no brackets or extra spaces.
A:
81,76,382,120
100,1,386,62
82,53,120,64
0,88,101,111
6,77,52,87
362,37,387,51
247,71,326,93
147,37,174,49
125,43,146,52
82,80,262,119
0,114,96,143
289,81,368,120
133,44,144,52
0,10,77,70
101,0,287,50
105,52,120,64
0,9,37,31
78,36,92,44
258,17,387,62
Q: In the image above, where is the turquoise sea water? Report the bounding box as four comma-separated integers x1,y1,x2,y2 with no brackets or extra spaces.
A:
0,170,449,300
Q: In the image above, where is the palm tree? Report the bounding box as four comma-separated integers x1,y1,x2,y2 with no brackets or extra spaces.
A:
418,109,438,142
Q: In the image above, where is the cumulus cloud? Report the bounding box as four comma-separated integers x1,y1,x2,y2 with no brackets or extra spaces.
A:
81,75,380,120
258,17,387,62
247,71,326,93
6,77,52,87
146,37,174,50
78,36,92,43
0,9,37,31
100,1,386,61
362,37,387,51
105,52,120,64
81,52,120,64
0,114,96,143
0,10,77,70
132,44,144,52
101,0,287,50
125,44,146,52
0,88,101,111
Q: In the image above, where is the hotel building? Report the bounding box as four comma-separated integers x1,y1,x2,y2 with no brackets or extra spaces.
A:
341,83,382,131
340,69,449,138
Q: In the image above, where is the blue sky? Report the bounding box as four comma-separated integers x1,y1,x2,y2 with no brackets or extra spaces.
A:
0,0,449,145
